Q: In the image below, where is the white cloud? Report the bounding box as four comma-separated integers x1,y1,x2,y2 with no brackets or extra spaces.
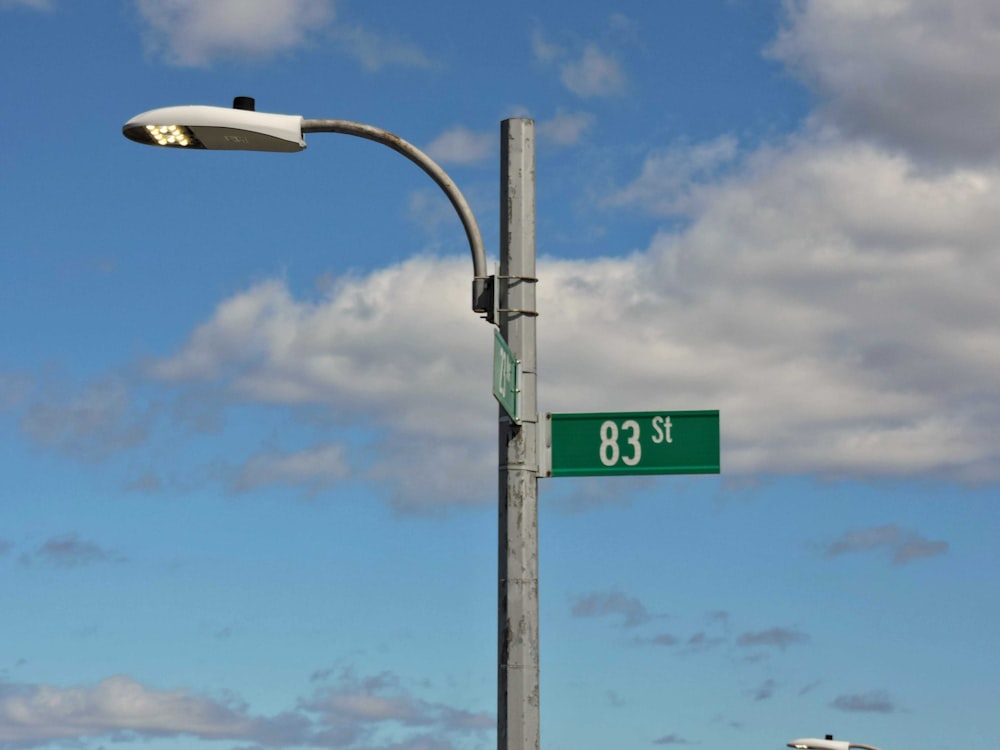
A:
0,372,32,409
826,524,949,565
655,733,694,745
18,377,150,463
144,258,494,509
560,43,626,98
608,135,740,216
532,29,627,98
20,534,126,568
538,110,595,147
736,627,809,651
0,675,306,746
831,689,896,714
135,0,335,67
769,0,1000,163
304,668,493,736
570,590,653,628
531,28,562,64
0,671,487,748
0,0,51,10
330,23,436,71
16,136,984,509
227,442,350,494
407,187,467,235
145,261,485,439
424,126,494,165
134,0,435,71
144,133,1000,502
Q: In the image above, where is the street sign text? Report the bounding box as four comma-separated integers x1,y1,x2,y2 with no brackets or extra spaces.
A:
546,410,720,477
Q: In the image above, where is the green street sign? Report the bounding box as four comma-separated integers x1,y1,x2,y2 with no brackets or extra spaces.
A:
493,329,520,423
546,410,720,477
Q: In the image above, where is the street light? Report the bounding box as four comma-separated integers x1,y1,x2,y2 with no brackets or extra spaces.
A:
123,98,541,750
123,96,492,317
788,735,882,750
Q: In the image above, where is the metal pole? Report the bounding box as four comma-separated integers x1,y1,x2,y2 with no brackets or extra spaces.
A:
498,118,539,750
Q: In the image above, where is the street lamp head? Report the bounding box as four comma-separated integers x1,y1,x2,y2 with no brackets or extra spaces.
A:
123,98,305,152
788,740,850,750
787,737,881,750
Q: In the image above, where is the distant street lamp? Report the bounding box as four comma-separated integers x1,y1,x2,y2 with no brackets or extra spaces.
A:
123,97,541,750
788,735,882,750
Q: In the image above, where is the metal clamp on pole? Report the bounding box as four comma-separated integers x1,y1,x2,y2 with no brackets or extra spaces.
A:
495,274,538,320
496,274,539,318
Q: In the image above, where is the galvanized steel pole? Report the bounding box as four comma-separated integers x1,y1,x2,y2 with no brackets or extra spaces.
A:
498,118,539,750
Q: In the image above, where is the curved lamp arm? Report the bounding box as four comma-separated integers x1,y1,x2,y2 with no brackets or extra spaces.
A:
301,119,488,286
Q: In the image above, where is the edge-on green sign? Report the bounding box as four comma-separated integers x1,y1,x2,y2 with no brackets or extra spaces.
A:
492,330,520,423
546,410,719,477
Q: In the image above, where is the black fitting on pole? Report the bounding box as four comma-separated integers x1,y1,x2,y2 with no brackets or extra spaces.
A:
474,276,495,323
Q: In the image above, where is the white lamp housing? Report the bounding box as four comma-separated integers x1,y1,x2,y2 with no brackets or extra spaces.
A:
123,105,306,152
788,739,850,750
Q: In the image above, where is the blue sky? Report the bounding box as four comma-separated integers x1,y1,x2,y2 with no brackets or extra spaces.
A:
1,1,998,749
